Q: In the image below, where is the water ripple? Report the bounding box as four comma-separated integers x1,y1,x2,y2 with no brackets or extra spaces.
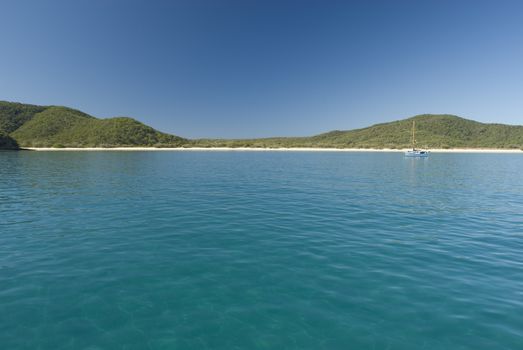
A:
1,151,522,349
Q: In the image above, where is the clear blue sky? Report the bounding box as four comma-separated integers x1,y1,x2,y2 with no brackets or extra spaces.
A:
1,0,522,138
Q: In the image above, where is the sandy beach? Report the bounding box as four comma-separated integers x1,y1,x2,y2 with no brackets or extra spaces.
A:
25,147,523,153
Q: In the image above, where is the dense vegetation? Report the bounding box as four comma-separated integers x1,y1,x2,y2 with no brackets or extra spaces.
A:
0,131,19,150
191,114,523,149
308,114,523,149
1,101,522,149
0,101,46,134
1,102,186,148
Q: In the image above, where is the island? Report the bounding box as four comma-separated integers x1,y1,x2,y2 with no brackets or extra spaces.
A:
1,101,522,151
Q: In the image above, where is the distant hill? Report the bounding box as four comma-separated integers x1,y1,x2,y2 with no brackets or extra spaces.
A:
1,101,522,149
307,114,523,149
192,114,523,149
0,101,186,148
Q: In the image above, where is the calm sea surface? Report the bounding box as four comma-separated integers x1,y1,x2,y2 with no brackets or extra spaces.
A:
1,151,522,349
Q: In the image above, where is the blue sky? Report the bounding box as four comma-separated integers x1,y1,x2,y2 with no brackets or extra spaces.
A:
1,0,522,138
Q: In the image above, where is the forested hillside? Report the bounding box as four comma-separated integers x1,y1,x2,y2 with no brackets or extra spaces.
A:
0,101,186,148
1,101,522,150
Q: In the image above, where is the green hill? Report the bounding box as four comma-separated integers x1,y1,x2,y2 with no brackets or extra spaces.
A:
1,100,522,149
191,114,523,149
307,114,523,149
0,101,186,148
0,101,46,134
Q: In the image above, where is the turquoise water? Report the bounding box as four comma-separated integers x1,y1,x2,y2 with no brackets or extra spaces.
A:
1,151,522,349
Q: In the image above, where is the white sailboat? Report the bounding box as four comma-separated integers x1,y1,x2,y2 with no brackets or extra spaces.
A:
405,120,429,157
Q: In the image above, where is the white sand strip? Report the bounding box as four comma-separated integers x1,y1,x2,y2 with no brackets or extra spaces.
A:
24,147,523,153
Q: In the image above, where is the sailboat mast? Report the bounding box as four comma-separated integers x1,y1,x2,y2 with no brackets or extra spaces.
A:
412,120,416,150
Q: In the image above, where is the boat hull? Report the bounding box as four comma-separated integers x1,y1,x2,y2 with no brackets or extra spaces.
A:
405,150,429,157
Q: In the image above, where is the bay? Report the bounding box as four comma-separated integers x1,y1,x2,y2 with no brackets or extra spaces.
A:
1,151,522,349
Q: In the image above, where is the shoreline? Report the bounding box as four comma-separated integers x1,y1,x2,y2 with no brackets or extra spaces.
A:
23,147,523,153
